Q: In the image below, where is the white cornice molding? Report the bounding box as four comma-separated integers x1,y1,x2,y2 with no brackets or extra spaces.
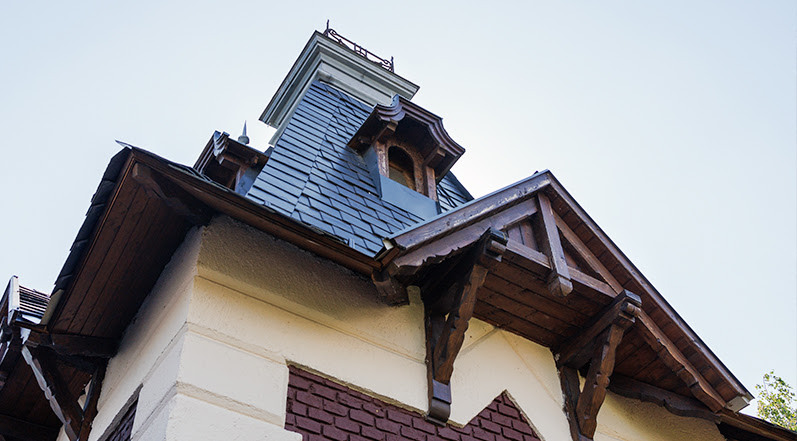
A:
260,31,419,131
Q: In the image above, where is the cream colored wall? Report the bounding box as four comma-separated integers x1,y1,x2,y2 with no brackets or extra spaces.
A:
85,216,726,441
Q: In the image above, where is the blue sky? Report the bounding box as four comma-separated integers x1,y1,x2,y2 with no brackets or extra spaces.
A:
1,1,794,412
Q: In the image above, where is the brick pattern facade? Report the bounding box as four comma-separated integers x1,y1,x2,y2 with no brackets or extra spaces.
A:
286,366,542,441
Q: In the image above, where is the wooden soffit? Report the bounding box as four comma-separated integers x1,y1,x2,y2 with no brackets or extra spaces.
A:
376,170,751,415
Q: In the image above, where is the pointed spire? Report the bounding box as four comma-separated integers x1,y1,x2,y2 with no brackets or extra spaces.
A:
237,121,250,145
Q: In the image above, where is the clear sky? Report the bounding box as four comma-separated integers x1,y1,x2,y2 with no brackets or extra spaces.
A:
1,1,794,413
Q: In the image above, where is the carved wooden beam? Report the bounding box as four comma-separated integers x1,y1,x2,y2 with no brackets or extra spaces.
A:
555,290,641,440
21,345,107,441
26,331,118,359
556,291,641,369
636,310,726,412
608,374,716,421
0,413,59,441
536,193,572,297
423,228,507,425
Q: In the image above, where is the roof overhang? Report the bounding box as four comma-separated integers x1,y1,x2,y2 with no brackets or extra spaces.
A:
375,170,753,415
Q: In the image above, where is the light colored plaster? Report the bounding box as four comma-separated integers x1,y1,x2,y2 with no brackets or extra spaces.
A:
87,226,203,441
85,216,727,441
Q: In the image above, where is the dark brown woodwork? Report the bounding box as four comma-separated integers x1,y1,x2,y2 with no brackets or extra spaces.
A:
26,332,117,359
0,413,59,441
536,193,572,297
608,375,715,420
554,290,641,440
552,211,623,294
347,95,465,180
717,409,797,441
423,228,507,425
22,346,83,440
636,311,726,412
576,325,625,437
21,346,106,441
559,366,590,441
370,268,409,305
78,364,105,441
555,290,641,369
131,163,213,225
544,179,750,403
389,199,538,278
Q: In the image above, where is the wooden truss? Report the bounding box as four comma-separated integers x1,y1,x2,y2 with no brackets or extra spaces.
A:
555,290,641,440
422,228,508,425
21,332,115,441
375,179,739,428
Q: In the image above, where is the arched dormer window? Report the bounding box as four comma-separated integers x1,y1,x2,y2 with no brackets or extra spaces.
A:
388,146,415,190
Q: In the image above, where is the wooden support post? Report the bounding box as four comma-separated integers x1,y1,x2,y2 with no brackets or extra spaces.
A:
536,193,572,297
79,363,106,441
555,290,641,440
423,228,507,425
21,345,107,441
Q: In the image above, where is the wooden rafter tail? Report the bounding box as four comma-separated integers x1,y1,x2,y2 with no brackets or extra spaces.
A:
370,268,409,305
424,228,507,425
636,311,726,412
536,193,572,297
554,290,641,440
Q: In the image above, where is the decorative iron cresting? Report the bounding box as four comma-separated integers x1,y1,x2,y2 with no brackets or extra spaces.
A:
323,20,395,72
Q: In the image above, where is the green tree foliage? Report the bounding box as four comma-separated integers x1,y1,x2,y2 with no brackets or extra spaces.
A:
756,371,797,430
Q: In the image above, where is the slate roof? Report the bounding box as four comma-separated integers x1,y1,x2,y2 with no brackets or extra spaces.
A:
246,81,473,255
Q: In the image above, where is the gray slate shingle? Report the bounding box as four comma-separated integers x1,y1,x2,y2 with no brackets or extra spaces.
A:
246,81,473,255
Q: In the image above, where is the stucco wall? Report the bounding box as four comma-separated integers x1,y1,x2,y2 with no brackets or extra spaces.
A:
86,216,726,441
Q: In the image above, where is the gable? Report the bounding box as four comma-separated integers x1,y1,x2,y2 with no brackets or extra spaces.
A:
377,170,750,415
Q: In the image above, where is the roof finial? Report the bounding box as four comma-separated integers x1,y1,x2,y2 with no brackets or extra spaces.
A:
238,121,250,145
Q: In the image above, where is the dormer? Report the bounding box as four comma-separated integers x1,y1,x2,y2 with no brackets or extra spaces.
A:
348,95,465,219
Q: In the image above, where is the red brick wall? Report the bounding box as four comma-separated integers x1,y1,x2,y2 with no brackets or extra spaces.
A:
285,366,542,441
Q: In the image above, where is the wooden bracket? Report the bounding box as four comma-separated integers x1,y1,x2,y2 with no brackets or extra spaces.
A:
21,345,107,441
555,290,641,440
423,228,507,425
536,193,572,297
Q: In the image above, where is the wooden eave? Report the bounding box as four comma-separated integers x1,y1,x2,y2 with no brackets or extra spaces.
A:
717,409,797,441
347,95,465,178
0,145,384,440
379,170,752,415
